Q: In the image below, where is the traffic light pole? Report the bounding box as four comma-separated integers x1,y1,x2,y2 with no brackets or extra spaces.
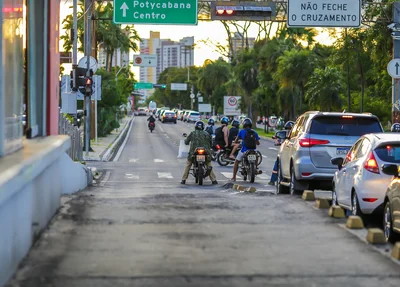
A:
84,0,92,156
72,0,78,90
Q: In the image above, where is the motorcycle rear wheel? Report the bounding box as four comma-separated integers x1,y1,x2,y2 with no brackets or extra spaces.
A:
198,164,204,185
217,151,230,166
250,162,256,183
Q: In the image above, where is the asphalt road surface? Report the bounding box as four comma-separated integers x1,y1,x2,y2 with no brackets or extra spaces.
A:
6,116,400,287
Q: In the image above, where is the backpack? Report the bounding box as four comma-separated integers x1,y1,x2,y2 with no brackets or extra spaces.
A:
243,129,257,149
214,126,224,145
205,125,213,135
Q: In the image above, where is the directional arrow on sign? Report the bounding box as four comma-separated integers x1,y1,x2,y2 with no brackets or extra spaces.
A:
388,59,400,78
120,2,128,17
396,63,399,75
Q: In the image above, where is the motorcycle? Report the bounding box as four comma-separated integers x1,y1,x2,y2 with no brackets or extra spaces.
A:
211,134,220,161
183,133,212,185
217,143,263,167
149,122,155,133
240,150,261,183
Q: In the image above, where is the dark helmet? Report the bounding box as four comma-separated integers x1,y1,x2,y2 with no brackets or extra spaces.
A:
231,119,240,128
391,123,400,132
195,120,205,130
221,116,229,125
242,118,252,129
284,121,295,130
208,118,215,126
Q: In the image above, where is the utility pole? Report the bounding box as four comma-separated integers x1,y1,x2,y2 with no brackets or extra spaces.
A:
72,0,78,91
84,0,92,156
345,28,351,112
393,3,400,124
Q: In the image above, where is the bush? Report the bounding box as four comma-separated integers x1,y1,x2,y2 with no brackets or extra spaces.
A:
98,107,121,137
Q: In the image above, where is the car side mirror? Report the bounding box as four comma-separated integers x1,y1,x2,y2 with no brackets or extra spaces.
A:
272,136,277,139
331,157,344,170
381,164,399,176
182,133,187,138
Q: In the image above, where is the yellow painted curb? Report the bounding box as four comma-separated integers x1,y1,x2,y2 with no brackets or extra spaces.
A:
366,228,386,244
345,216,364,229
392,242,400,260
302,190,315,201
316,198,330,209
237,185,245,191
246,186,257,193
328,206,345,218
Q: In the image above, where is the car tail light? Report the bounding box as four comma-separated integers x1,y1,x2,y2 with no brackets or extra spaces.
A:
299,138,330,148
342,115,354,119
302,172,312,176
362,198,378,202
197,148,205,155
216,144,221,150
364,152,379,174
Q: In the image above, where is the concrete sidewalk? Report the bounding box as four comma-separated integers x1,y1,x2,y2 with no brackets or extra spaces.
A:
83,115,133,162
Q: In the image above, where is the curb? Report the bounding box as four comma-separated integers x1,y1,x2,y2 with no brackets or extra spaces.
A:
101,116,133,162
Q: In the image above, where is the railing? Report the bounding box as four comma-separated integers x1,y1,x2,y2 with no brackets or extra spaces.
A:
58,110,83,161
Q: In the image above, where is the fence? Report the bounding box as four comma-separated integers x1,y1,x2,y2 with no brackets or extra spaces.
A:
58,110,83,161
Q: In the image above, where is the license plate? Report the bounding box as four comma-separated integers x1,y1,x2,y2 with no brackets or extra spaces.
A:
196,155,205,162
336,148,349,155
247,154,257,161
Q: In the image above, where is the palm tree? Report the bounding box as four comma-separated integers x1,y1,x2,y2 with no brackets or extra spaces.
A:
305,66,343,111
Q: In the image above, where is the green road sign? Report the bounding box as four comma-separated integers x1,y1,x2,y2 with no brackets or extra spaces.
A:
134,82,153,90
113,0,198,25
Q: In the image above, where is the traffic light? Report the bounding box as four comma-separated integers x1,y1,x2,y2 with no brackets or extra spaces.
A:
210,1,276,21
85,77,93,96
70,67,94,93
153,84,166,89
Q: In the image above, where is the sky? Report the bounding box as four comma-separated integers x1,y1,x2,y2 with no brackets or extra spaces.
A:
59,1,335,80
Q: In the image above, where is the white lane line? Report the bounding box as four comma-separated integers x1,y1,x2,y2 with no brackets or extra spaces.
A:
257,174,269,180
99,171,111,186
129,158,139,163
113,117,135,162
159,125,165,133
154,159,165,163
221,172,233,179
157,172,173,179
268,147,278,151
124,173,139,179
262,155,267,158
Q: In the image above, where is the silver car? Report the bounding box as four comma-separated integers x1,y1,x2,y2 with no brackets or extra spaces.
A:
276,111,383,194
187,111,201,123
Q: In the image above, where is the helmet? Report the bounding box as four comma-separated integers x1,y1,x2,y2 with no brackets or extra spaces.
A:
208,118,215,126
284,121,295,130
242,118,252,129
391,123,400,132
231,119,240,128
195,121,205,130
221,117,229,125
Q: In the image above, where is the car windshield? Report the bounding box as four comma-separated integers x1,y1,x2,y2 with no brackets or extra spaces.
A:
309,116,382,136
190,113,200,116
375,144,400,163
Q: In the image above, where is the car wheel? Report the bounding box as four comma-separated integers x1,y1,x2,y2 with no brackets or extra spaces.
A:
174,121,177,124
351,192,363,217
276,163,289,194
383,201,400,243
290,166,301,195
332,185,338,206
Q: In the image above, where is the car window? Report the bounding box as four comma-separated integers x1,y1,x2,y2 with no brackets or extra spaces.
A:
289,117,304,139
375,144,400,163
190,112,200,116
309,116,382,136
343,139,363,165
355,138,371,160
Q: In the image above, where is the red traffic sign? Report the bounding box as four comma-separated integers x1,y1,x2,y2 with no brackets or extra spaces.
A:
228,96,238,106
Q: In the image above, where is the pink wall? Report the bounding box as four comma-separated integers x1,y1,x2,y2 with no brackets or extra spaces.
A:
46,0,60,135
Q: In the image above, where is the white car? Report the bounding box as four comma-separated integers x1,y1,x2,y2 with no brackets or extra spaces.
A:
187,111,201,123
331,133,400,220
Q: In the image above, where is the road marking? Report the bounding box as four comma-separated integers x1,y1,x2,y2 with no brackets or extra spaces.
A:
221,172,233,179
129,158,139,163
157,172,173,179
159,125,165,133
268,147,278,151
262,155,267,158
124,173,139,179
154,159,165,163
99,171,111,186
257,174,269,180
113,117,135,162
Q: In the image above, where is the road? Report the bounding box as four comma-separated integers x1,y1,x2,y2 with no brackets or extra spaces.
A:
6,116,400,287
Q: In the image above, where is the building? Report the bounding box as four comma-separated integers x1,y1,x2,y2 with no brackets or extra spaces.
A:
98,46,129,69
229,32,256,58
0,0,89,285
138,32,194,98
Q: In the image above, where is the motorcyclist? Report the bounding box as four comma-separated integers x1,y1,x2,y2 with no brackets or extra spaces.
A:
391,123,400,132
230,118,260,182
228,119,240,160
147,114,156,128
205,118,215,135
181,121,218,185
214,116,229,148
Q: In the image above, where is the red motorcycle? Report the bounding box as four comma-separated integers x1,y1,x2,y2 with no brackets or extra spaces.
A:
149,122,155,133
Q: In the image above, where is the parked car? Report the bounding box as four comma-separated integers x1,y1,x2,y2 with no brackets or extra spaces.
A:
381,163,400,242
331,133,400,221
272,130,287,146
187,111,201,123
183,110,191,122
162,111,177,124
276,111,384,194
137,107,147,116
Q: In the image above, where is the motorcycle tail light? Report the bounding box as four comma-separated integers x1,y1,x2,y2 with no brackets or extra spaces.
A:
197,149,205,155
216,144,221,150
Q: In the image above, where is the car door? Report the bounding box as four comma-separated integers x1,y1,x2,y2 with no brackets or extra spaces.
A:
336,139,362,206
280,116,304,179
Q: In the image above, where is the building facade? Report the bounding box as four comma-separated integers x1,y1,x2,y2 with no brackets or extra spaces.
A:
230,32,256,58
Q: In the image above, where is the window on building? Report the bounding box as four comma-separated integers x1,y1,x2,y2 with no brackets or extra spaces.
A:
1,0,26,156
